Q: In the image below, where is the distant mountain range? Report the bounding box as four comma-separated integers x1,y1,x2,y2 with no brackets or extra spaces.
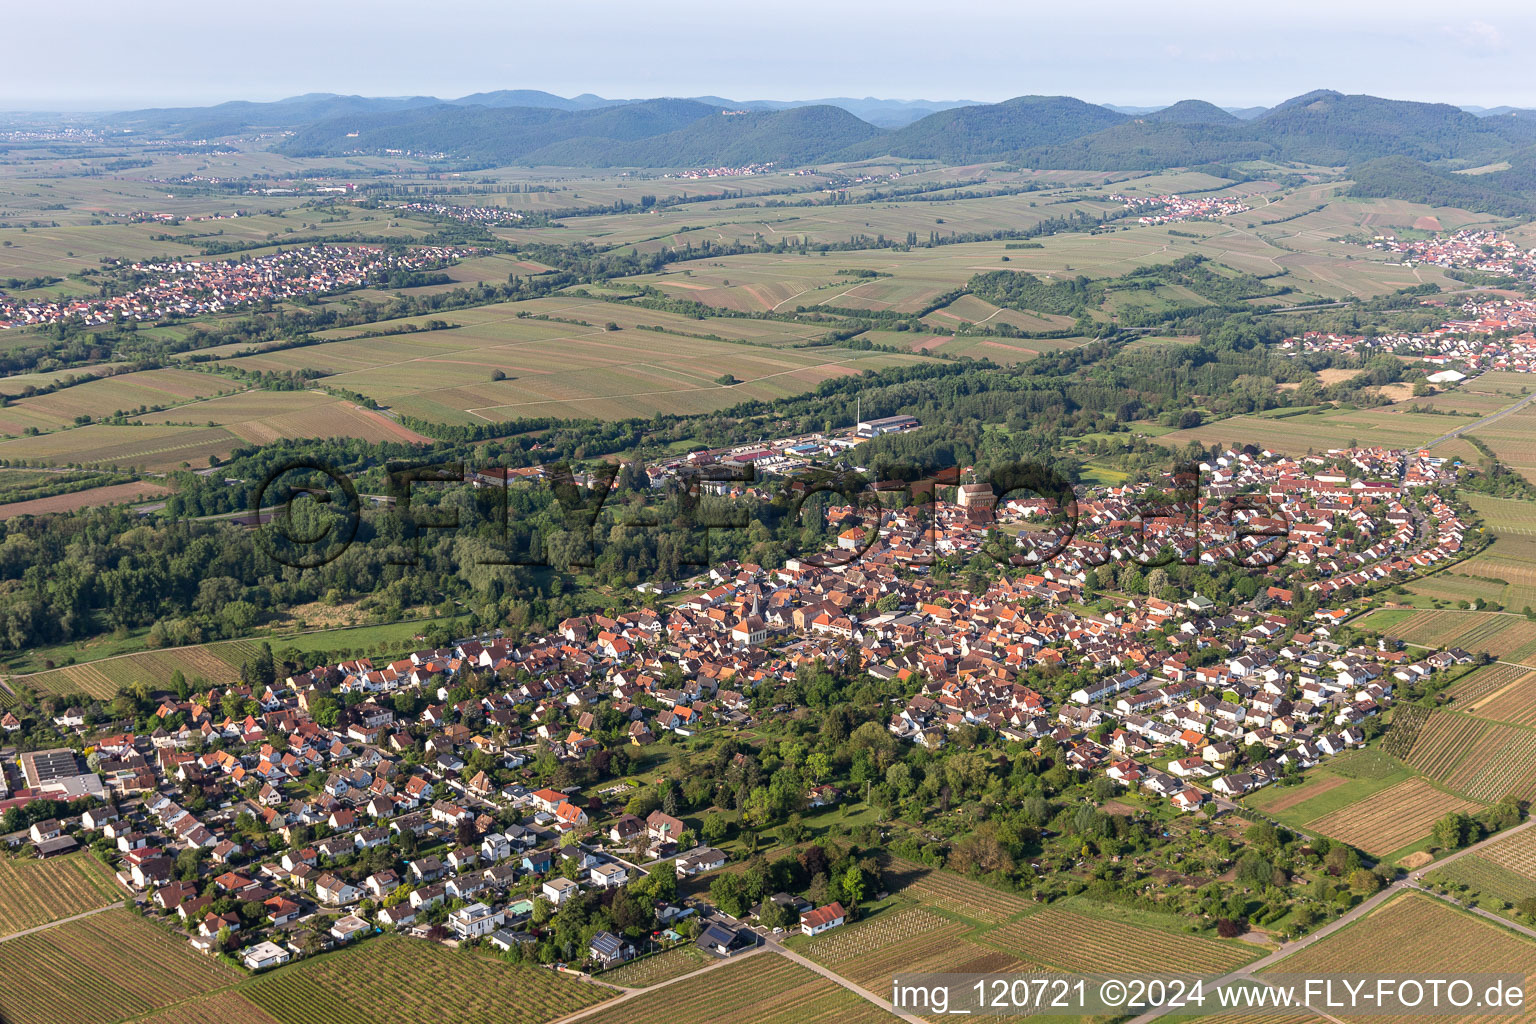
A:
105,91,981,136
97,88,1536,212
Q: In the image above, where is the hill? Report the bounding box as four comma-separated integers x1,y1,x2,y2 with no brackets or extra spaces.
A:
276,99,721,164
1023,120,1273,171
843,95,1128,161
107,93,443,136
446,90,619,111
1145,99,1240,125
526,105,881,167
1252,90,1532,164
1346,155,1536,217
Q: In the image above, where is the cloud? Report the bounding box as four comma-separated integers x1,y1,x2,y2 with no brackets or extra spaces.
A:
1443,19,1507,52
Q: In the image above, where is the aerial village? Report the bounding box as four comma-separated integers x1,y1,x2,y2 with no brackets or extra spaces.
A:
1369,228,1536,284
1109,192,1253,225
0,244,475,329
1281,294,1536,376
0,431,1482,976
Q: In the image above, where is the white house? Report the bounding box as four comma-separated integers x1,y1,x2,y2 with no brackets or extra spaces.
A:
800,901,846,936
449,901,504,939
241,940,291,971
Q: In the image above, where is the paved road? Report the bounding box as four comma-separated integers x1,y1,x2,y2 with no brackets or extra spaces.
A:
0,901,124,943
1425,384,1536,449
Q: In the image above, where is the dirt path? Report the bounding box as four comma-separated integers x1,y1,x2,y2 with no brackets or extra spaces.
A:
771,943,929,1024
543,945,775,1023
0,901,124,943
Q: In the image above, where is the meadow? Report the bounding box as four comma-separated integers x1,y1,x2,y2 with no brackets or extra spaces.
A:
1243,749,1410,830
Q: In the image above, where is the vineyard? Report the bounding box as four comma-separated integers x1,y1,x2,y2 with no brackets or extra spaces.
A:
0,852,125,935
243,936,608,1024
575,954,897,1024
1479,824,1536,880
1375,610,1536,665
1447,662,1536,706
1381,704,1432,759
1405,712,1489,780
800,906,961,965
1304,778,1479,856
122,992,281,1024
1467,671,1536,727
14,644,246,699
0,911,239,1024
1265,893,1536,1021
1406,712,1536,801
595,945,707,987
883,856,1035,924
974,907,1257,975
1426,854,1534,908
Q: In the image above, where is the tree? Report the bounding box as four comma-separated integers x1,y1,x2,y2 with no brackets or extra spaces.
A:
1433,813,1470,850
709,874,748,918
759,898,791,930
841,865,867,906
702,812,730,846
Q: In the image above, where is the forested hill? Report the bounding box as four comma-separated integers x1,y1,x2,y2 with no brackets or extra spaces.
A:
278,100,723,163
1145,99,1239,125
524,106,882,167
186,89,1536,218
838,95,1129,162
1348,152,1536,217
1251,90,1536,164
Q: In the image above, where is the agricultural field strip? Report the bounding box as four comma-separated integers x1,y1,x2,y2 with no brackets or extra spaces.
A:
241,935,610,1024
1259,893,1536,1024
567,952,896,1024
0,854,127,937
1304,777,1481,856
0,911,239,1024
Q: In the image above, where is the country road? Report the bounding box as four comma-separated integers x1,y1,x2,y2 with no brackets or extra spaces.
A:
1425,383,1536,449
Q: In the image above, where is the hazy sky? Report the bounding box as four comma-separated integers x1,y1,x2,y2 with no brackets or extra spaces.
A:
4,0,1532,111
